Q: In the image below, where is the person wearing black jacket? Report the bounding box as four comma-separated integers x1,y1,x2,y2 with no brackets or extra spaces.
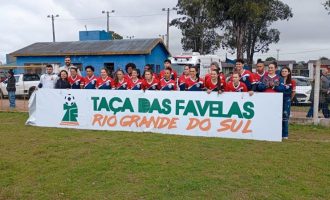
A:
55,70,71,89
6,70,16,109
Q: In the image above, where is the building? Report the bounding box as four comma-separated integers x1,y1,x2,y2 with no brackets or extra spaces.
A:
9,31,170,76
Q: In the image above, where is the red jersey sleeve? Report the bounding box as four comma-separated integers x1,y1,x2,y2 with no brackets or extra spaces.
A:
291,80,296,92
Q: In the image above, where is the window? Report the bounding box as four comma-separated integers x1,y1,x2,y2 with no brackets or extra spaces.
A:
23,74,40,81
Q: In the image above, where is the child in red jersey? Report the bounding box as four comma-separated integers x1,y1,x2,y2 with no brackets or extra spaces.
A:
184,66,204,91
113,69,132,90
68,67,84,89
159,68,177,91
178,65,190,91
225,71,248,92
142,70,159,90
130,68,143,90
205,69,225,94
96,68,113,90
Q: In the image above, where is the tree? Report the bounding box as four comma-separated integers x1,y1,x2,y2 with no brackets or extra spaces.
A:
207,0,292,65
325,0,330,13
171,0,222,54
266,57,276,61
111,31,123,40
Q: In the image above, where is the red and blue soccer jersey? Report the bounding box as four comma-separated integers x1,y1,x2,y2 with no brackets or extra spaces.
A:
113,79,132,90
130,78,143,90
142,78,159,90
83,75,98,89
282,79,296,98
158,78,177,91
68,75,83,89
178,74,189,91
124,74,132,80
205,78,221,91
185,77,204,91
254,71,268,83
238,70,255,91
159,69,178,81
96,76,113,90
259,74,284,93
205,73,227,90
225,81,248,92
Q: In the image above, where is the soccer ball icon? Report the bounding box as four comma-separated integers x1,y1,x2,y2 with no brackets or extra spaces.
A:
64,94,76,106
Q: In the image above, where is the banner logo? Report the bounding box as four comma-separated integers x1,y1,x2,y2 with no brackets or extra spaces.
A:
60,94,79,126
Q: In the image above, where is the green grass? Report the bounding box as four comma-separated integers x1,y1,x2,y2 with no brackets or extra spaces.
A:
0,113,329,200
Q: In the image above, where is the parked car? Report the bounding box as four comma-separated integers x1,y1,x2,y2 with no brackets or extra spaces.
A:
0,74,40,98
292,76,312,105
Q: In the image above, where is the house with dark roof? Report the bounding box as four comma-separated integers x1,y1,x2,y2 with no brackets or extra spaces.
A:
9,31,170,76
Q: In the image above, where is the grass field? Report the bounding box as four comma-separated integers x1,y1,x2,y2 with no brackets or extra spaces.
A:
0,112,329,200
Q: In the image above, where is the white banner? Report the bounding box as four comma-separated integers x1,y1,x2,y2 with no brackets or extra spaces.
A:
26,89,283,142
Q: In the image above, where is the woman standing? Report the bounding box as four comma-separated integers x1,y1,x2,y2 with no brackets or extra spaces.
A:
205,69,225,94
142,70,159,90
55,70,71,89
96,68,113,90
280,66,296,139
184,66,204,91
113,69,132,90
130,69,143,90
159,68,177,91
258,61,284,93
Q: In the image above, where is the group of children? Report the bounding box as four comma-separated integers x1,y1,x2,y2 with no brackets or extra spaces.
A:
53,58,295,139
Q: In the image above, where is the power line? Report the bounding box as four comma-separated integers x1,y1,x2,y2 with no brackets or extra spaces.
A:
58,13,167,22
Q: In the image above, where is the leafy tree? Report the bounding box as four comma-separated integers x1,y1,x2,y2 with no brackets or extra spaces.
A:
111,31,123,40
207,0,292,65
325,0,330,13
265,57,277,61
171,0,222,54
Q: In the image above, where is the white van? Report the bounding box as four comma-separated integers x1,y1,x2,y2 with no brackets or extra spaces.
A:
170,52,222,77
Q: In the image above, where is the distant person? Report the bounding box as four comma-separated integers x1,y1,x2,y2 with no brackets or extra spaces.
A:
68,67,84,89
6,70,16,109
184,66,204,91
130,69,143,90
205,69,224,94
58,56,81,76
55,70,71,89
158,68,177,91
83,66,98,89
142,70,159,90
225,71,248,92
306,68,330,118
232,59,255,95
38,64,58,89
124,63,136,80
113,69,132,90
143,64,158,79
178,65,190,91
280,66,296,139
96,68,113,90
254,59,268,91
159,59,178,81
258,61,284,93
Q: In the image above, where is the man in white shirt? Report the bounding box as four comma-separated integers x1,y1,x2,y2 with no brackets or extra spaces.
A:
58,56,81,76
38,65,58,89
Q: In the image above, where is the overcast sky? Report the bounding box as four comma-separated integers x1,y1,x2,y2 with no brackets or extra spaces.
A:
0,0,330,64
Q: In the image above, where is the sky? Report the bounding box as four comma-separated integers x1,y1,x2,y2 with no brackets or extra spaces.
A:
0,0,330,64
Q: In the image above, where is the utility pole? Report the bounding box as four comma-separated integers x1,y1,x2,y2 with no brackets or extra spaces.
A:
47,14,59,42
102,10,115,37
276,49,280,61
162,7,177,49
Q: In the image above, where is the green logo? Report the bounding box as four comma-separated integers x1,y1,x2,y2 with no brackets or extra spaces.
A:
60,94,79,126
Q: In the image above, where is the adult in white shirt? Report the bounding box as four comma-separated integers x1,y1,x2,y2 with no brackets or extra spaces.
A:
38,65,58,89
58,56,81,76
